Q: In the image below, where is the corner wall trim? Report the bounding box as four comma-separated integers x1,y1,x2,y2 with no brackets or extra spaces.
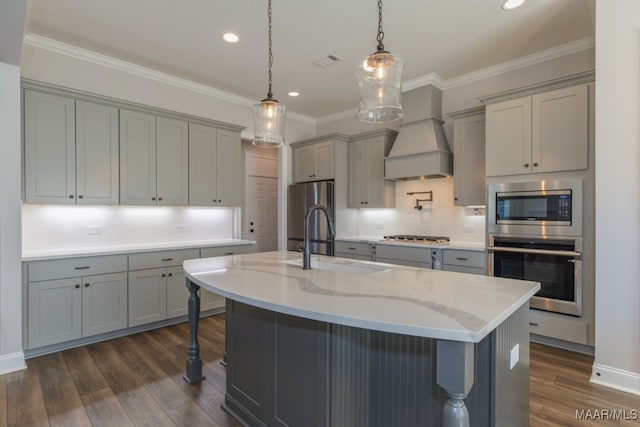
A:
591,363,640,396
0,351,26,375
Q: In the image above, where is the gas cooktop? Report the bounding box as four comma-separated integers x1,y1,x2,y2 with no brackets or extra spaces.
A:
381,235,450,244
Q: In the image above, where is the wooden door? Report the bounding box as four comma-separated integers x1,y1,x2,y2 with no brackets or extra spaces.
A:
156,117,189,205
246,176,278,252
24,90,76,204
75,100,119,205
120,109,157,205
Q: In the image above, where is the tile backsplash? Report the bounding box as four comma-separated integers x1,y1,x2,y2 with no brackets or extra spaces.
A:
356,177,486,243
22,205,238,252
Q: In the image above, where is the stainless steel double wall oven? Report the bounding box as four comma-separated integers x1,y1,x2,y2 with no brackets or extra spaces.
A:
487,180,583,316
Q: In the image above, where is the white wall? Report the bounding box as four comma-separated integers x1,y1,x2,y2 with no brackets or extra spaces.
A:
22,205,237,253
0,62,26,373
591,1,640,395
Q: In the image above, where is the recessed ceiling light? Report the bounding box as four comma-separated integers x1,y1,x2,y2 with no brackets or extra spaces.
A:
502,0,525,10
222,33,239,43
288,91,299,97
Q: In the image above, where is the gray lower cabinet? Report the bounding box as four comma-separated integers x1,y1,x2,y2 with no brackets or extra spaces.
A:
442,249,487,275
128,248,199,326
334,240,374,261
225,300,329,427
27,271,127,349
200,244,255,310
375,244,432,268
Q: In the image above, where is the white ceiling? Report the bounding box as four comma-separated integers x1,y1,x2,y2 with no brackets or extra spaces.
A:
24,0,594,119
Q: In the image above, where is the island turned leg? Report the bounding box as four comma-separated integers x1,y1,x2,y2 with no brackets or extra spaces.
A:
436,340,474,427
183,279,205,384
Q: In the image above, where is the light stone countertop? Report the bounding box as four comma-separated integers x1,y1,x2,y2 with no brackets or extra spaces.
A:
22,239,255,261
337,236,486,251
184,251,538,343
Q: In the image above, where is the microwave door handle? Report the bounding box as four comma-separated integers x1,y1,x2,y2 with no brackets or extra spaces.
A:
487,246,581,258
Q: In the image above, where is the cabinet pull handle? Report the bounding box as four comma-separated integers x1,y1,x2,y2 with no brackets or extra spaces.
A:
74,266,90,270
224,252,234,255
161,258,173,262
84,283,90,287
151,197,156,201
529,322,539,326
75,284,80,289
348,247,357,250
456,257,469,261
158,197,163,201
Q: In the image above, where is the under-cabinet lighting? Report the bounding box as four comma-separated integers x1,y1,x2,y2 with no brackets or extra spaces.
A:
502,0,526,11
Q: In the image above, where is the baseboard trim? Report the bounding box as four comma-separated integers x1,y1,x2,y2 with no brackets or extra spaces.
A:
0,351,26,375
530,333,594,355
591,363,640,396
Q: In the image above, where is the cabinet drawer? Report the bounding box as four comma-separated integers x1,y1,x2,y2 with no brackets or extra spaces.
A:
201,244,255,258
375,257,431,269
334,241,372,257
375,244,431,263
443,250,486,269
529,310,588,345
443,265,486,276
128,249,199,270
28,255,128,282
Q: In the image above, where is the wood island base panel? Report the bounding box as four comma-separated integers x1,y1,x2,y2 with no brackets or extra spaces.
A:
183,251,540,427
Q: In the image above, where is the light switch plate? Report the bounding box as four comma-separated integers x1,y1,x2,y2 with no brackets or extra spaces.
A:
510,343,520,369
175,224,186,233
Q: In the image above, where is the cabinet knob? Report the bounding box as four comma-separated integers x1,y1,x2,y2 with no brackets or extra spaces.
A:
158,197,163,201
161,273,166,278
84,283,90,287
151,197,156,201
168,273,173,277
78,195,84,199
218,199,222,203
533,162,539,167
250,221,254,226
364,201,368,204
69,194,74,199
250,229,254,233
75,284,80,289
454,197,458,201
524,163,530,168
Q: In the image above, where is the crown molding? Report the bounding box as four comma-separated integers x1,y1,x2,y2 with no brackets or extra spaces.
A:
402,73,446,91
22,33,317,126
443,36,595,90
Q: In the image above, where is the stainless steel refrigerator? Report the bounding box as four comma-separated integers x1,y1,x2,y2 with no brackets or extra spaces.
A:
287,180,335,255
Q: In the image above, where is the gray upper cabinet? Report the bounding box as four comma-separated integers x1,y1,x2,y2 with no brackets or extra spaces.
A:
292,140,335,183
120,109,157,205
24,91,119,205
24,90,76,204
189,124,242,207
120,111,189,206
486,83,589,177
156,117,189,205
449,107,485,206
76,101,120,205
348,129,396,208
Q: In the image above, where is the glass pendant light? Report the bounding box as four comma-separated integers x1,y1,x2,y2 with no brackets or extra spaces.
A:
356,0,404,123
252,0,287,147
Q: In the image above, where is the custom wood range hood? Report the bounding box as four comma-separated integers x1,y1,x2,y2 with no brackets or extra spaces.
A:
384,84,453,181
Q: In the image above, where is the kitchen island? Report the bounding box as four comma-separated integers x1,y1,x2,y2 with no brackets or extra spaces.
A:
183,251,539,427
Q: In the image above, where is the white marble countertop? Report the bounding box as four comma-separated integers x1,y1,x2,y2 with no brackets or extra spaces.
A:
184,251,538,343
337,236,486,251
22,239,255,261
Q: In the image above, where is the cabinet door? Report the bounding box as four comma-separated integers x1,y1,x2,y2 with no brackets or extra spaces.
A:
82,272,127,337
293,145,315,182
531,84,588,173
362,139,390,207
216,129,242,206
120,110,157,205
28,278,82,348
347,141,366,208
188,123,217,206
166,266,189,318
453,113,486,206
201,289,225,311
128,268,167,327
75,101,119,205
156,117,189,205
485,97,532,176
313,141,335,181
24,90,76,204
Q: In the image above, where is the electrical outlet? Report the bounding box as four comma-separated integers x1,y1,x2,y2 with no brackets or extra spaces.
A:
510,343,520,369
175,224,186,233
463,224,475,233
88,225,102,235
375,222,384,230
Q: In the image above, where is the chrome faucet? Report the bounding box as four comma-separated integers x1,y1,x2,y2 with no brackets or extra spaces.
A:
302,204,335,270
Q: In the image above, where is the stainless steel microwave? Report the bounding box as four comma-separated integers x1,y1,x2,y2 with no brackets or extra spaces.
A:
487,180,583,237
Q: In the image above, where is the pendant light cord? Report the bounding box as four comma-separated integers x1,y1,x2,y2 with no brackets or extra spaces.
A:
376,0,385,51
267,0,274,99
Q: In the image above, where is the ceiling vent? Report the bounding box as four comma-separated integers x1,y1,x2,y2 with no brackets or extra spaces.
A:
312,53,342,68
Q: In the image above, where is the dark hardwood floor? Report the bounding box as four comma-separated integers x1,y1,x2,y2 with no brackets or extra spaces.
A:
1,314,638,426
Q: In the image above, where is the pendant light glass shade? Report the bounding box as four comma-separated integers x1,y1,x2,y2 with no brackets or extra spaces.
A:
252,97,287,148
357,50,404,123
252,0,287,148
357,0,404,123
